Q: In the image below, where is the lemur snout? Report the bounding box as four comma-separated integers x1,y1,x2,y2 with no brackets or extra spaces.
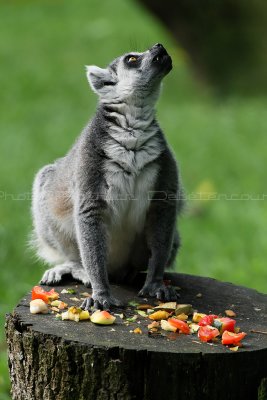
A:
151,43,165,51
150,43,172,71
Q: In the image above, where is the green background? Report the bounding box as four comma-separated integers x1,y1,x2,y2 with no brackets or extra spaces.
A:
0,0,266,397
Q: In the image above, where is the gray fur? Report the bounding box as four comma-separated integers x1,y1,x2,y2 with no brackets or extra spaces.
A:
31,44,183,309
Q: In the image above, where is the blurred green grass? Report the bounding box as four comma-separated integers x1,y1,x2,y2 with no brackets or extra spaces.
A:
0,0,267,397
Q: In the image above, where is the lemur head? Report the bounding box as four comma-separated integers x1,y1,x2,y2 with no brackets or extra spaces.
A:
86,43,172,106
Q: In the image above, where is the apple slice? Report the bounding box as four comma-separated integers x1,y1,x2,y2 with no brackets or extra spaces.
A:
90,310,116,325
30,299,48,314
161,319,177,332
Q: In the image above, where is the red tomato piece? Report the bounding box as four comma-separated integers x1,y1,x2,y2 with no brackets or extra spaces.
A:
216,317,236,333
221,331,247,345
198,325,220,342
198,314,218,326
168,318,190,334
31,286,59,303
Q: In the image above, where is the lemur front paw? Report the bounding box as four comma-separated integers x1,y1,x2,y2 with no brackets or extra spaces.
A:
138,281,179,301
40,267,64,285
81,292,124,311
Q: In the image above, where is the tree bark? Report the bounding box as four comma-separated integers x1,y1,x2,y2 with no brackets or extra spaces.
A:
5,273,267,400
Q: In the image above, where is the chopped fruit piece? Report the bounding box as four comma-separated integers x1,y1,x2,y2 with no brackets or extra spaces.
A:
192,312,206,323
50,300,68,309
30,299,48,314
229,346,239,352
67,289,76,294
61,288,76,294
198,314,218,327
50,300,61,307
62,307,80,322
133,327,142,334
154,302,177,311
161,319,177,332
221,331,246,345
198,325,220,342
60,306,90,322
214,317,236,333
149,328,160,334
137,304,154,310
175,313,188,321
68,306,80,313
79,310,90,320
149,311,170,321
32,286,59,303
90,310,116,325
69,297,80,302
148,321,160,329
61,310,78,322
168,318,190,334
175,304,193,316
126,315,138,322
225,309,236,317
137,310,147,317
189,323,200,333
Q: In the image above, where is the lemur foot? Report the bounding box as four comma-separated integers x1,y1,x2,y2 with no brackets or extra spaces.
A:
81,292,124,311
138,281,179,301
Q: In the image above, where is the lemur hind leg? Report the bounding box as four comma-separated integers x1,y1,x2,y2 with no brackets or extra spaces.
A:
40,261,91,287
33,164,91,287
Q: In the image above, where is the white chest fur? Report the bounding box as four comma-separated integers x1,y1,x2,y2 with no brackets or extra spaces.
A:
103,120,162,269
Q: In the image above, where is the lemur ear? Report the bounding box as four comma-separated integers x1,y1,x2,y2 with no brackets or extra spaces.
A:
86,66,116,95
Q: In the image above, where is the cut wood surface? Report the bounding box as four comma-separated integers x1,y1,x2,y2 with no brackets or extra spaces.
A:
5,273,267,400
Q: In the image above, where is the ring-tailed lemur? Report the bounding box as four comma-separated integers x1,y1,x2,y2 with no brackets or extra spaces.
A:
32,43,183,310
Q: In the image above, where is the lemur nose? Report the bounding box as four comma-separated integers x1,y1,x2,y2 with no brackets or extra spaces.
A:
154,43,163,48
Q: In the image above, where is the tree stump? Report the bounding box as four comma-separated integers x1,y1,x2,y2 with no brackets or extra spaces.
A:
5,273,267,400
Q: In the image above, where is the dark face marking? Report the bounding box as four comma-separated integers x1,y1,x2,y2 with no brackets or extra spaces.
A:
103,81,116,86
109,62,118,75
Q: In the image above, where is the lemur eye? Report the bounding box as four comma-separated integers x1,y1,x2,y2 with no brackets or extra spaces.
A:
128,56,137,62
